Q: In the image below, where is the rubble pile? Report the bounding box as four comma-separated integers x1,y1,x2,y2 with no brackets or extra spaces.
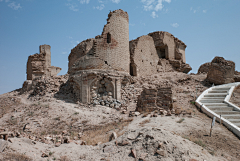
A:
90,90,123,110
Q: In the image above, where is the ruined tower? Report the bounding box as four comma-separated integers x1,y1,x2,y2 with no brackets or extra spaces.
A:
68,9,130,103
68,9,130,74
27,44,61,80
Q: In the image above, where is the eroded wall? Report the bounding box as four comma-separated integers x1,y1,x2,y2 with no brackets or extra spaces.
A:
129,35,159,77
68,9,130,74
148,31,187,63
27,45,61,80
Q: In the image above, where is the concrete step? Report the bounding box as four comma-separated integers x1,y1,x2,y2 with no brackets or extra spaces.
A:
212,87,231,90
208,90,228,93
227,119,240,123
214,111,240,115
202,103,228,107
207,107,233,111
200,99,224,103
204,93,227,97
222,114,240,119
202,97,225,100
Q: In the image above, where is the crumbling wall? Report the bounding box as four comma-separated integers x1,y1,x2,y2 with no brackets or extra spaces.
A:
148,31,187,63
207,56,235,85
136,87,173,112
198,62,211,74
68,9,130,74
68,38,95,71
27,45,62,80
129,35,159,77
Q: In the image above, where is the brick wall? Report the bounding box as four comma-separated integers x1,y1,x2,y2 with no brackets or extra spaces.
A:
27,45,61,80
136,87,173,112
68,9,130,74
129,35,159,77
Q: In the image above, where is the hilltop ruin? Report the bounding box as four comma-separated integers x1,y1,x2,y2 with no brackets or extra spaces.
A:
24,9,191,104
67,9,191,103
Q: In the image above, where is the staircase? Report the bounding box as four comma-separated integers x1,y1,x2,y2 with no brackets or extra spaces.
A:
196,82,240,138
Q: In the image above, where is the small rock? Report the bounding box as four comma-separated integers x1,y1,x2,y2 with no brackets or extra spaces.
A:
118,140,130,146
139,153,148,160
81,141,86,145
135,112,140,116
156,150,166,157
55,142,61,147
8,139,12,143
131,149,137,158
109,132,117,141
103,145,115,153
41,152,48,157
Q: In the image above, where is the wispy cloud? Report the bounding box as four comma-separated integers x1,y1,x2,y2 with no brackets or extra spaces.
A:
171,23,179,28
141,0,171,12
8,2,22,10
79,0,90,4
151,11,158,18
203,10,207,13
66,3,79,11
111,0,121,4
94,4,105,10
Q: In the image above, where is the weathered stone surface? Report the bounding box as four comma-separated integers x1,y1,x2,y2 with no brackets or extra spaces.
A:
27,44,61,80
0,140,8,152
198,62,211,74
207,57,235,85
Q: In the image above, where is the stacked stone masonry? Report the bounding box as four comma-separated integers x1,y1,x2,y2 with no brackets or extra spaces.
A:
136,87,173,112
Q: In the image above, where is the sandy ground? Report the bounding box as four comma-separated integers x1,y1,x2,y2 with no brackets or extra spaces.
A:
0,72,240,161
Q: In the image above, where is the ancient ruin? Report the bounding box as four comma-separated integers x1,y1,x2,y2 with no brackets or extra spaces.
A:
27,44,61,80
207,56,235,85
22,9,192,104
67,9,191,103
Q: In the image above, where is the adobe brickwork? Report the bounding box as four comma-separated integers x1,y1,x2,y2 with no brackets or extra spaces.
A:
67,9,191,103
148,31,187,63
27,44,61,80
136,87,173,112
129,35,159,77
68,9,129,75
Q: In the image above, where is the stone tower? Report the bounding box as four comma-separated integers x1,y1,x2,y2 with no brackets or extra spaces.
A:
96,9,130,73
68,9,130,74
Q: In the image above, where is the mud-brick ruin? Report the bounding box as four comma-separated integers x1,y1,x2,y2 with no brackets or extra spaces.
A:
67,9,191,104
27,44,62,80
25,9,191,106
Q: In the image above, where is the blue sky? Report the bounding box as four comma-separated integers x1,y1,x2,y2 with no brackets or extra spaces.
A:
0,0,240,94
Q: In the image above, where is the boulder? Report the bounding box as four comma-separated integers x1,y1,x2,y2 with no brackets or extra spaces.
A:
197,62,211,74
207,57,235,85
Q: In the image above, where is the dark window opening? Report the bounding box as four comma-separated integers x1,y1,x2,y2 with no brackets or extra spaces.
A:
130,63,137,76
107,33,111,44
156,46,167,59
